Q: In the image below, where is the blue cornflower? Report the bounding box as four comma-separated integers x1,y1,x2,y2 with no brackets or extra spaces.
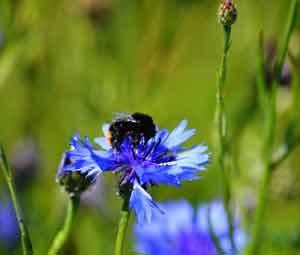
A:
134,200,246,255
56,135,104,195
0,200,19,250
57,119,210,222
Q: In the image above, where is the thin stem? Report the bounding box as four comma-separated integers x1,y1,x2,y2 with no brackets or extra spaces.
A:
291,55,300,112
249,1,299,254
247,163,272,255
289,51,300,114
0,146,33,255
256,31,267,111
216,25,236,253
48,196,80,255
274,0,299,82
268,0,299,155
114,201,131,255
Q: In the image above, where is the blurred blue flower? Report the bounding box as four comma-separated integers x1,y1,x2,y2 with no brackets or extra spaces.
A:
134,200,246,255
0,201,19,250
58,120,210,223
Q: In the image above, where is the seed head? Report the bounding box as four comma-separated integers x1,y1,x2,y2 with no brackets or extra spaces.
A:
218,0,237,27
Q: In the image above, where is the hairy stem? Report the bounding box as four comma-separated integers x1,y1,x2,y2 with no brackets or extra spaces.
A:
48,196,80,255
114,201,131,255
216,25,236,253
0,146,33,255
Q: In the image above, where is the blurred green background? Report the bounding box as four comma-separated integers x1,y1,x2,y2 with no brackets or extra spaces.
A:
0,0,300,254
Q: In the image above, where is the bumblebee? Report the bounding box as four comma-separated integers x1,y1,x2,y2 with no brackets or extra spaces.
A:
107,112,157,150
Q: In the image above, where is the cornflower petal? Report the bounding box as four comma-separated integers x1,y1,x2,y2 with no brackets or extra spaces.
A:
129,181,162,223
163,120,196,149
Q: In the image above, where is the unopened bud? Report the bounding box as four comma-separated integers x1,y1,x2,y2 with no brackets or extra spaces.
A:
59,171,91,196
218,0,237,27
57,153,94,196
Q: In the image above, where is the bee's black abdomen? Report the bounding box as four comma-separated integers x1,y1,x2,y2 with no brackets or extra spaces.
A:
108,112,156,150
131,112,156,142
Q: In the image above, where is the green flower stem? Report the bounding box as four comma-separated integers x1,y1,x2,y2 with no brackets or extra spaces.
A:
114,201,131,255
247,162,272,255
289,52,300,112
48,196,80,255
0,146,33,255
274,0,299,82
249,1,299,254
216,25,236,252
256,31,268,110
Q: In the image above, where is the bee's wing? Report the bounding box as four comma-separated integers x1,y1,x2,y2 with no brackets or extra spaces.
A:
113,112,136,122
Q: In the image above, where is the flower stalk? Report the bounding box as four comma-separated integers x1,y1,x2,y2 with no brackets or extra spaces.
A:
249,1,300,254
48,195,80,255
216,1,237,252
217,24,236,253
114,200,131,255
0,145,33,255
